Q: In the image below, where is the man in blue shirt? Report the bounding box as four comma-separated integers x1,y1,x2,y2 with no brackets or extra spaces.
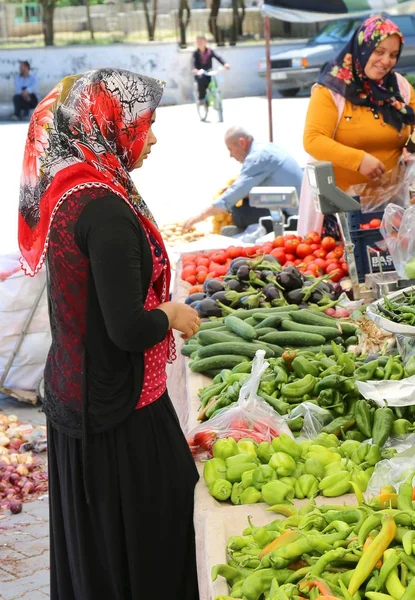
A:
11,61,39,121
183,126,303,233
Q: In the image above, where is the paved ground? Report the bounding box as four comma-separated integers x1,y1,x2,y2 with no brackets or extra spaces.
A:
0,93,310,598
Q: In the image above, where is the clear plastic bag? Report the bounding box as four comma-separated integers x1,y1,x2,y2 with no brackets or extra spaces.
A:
347,159,415,213
366,451,415,500
355,375,415,407
380,203,415,279
286,402,333,440
187,350,292,459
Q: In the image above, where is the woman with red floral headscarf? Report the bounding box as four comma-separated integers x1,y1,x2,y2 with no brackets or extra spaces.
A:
18,68,200,600
300,15,415,236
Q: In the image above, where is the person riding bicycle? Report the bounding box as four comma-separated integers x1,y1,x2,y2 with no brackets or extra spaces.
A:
192,35,230,105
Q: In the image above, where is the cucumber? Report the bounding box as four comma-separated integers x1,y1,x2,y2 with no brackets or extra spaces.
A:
181,344,200,357
345,336,358,346
190,355,250,373
199,320,225,330
233,306,299,320
264,343,284,357
337,322,359,336
297,344,344,356
198,330,241,346
197,342,274,359
255,327,279,336
281,320,339,341
245,317,259,327
254,315,284,330
224,315,257,340
204,369,223,378
289,310,338,328
258,331,326,347
190,351,200,360
252,312,273,322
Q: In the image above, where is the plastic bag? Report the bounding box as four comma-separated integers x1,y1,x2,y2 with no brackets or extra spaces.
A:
286,402,333,440
187,350,292,459
365,451,415,500
380,203,415,278
356,375,415,407
347,159,415,213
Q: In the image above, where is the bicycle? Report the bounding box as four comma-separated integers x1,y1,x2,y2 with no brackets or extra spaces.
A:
194,68,224,123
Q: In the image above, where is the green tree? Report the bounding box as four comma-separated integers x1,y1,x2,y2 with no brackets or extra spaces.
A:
142,0,158,41
39,0,56,45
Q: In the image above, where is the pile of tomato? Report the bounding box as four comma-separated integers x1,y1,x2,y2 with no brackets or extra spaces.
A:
359,218,381,230
181,232,349,292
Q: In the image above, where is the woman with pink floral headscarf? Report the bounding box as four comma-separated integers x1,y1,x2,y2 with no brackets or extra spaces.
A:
18,68,200,600
300,15,415,236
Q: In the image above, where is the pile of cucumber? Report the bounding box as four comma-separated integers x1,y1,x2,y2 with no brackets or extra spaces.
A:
182,307,359,377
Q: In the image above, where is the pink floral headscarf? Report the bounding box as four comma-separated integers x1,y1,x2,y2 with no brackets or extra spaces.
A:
318,15,415,131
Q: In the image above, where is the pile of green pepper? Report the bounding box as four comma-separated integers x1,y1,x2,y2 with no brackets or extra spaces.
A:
203,433,393,504
197,342,414,448
212,470,415,600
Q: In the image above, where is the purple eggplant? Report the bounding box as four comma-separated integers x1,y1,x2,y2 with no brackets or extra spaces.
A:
286,288,306,305
211,291,233,306
228,258,249,275
263,284,282,302
277,270,303,291
196,298,223,318
185,292,206,305
237,265,251,281
225,279,246,292
262,254,278,263
203,279,225,295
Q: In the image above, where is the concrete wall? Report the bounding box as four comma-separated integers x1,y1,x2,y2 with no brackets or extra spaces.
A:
0,40,285,106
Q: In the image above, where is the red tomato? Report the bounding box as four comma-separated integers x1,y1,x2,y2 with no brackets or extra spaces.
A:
332,246,344,259
245,246,258,257
182,265,196,277
369,218,382,229
321,236,337,252
306,264,323,277
296,243,312,259
215,264,228,277
183,253,197,263
188,284,204,294
237,247,247,257
305,231,321,244
226,246,242,259
284,239,301,254
195,256,210,268
262,244,274,254
273,236,286,248
205,271,216,280
185,275,197,285
284,234,297,240
361,224,371,230
309,243,320,252
284,261,296,267
294,259,302,266
303,255,315,265
313,258,327,270
209,250,227,265
271,248,286,265
285,253,296,263
341,262,349,273
326,250,343,261
313,249,327,259
193,431,217,450
196,271,207,284
327,267,345,283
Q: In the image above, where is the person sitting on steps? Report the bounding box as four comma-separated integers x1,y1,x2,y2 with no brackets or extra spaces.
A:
11,61,39,122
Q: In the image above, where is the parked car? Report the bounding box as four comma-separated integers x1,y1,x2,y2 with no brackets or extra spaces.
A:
259,14,415,97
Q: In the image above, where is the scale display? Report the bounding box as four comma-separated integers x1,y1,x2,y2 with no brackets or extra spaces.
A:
249,187,298,209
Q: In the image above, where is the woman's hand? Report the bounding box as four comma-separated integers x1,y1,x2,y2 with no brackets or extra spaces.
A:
359,153,386,180
158,302,200,339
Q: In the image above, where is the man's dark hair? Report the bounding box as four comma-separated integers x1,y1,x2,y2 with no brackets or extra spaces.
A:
19,60,30,70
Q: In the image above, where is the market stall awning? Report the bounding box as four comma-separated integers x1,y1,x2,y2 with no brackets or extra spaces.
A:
261,0,415,23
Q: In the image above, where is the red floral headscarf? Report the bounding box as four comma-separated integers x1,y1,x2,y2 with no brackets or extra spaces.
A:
318,15,415,131
18,68,165,276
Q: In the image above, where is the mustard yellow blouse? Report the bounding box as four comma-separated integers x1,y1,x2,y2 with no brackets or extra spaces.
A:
303,84,415,192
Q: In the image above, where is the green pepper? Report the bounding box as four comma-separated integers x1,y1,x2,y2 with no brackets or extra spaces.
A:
354,360,379,382
292,356,320,378
237,439,257,458
209,478,232,501
269,452,296,477
257,441,275,464
240,486,262,505
331,340,343,359
319,364,345,377
355,399,373,438
212,563,245,587
314,432,339,449
306,445,341,467
404,355,415,378
295,474,319,499
279,476,297,489
252,465,276,490
340,440,361,459
281,374,316,399
314,375,348,395
241,568,293,600
262,480,294,505
393,419,415,436
230,481,245,505
300,441,312,457
397,470,415,512
351,443,381,467
258,391,290,415
318,389,345,415
303,457,325,478
319,471,351,497
372,408,395,448
203,458,227,487
227,535,254,551
337,353,356,376
241,469,255,489
350,468,371,493
341,379,359,395
260,380,277,396
287,416,304,433
213,438,239,461
321,414,356,437
226,454,258,483
271,433,302,460
324,461,345,477
274,365,289,385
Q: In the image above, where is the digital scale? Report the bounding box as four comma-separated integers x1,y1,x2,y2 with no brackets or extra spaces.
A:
248,186,299,237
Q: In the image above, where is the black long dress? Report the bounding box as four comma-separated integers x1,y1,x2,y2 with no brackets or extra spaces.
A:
43,189,199,600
